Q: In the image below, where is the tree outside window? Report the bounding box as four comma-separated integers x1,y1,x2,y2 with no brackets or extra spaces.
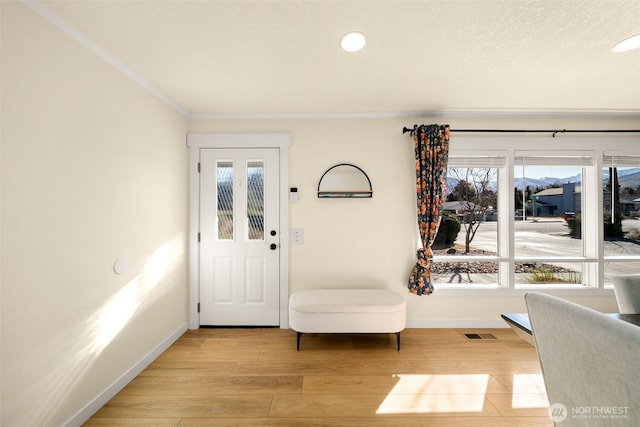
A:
446,168,497,254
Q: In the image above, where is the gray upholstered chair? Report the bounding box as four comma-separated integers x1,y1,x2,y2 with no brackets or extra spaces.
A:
525,292,640,426
612,274,640,314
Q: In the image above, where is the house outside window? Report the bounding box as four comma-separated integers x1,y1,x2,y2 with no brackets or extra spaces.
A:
430,137,640,294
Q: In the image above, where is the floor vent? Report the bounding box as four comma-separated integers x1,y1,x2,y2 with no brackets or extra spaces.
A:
464,333,497,340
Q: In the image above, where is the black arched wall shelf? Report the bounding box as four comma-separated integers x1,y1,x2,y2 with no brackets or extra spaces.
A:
317,163,373,198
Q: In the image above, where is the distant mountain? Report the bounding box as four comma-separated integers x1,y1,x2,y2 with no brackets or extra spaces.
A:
615,170,640,190
445,167,640,193
513,176,579,190
604,168,640,179
445,176,459,191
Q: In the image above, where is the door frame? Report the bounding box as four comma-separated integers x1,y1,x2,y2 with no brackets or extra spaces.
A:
186,133,290,330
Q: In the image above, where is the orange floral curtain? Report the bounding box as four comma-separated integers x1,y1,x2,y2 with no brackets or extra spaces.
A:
408,124,450,295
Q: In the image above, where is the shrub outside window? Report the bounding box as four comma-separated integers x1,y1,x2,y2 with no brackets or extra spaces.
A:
431,145,640,291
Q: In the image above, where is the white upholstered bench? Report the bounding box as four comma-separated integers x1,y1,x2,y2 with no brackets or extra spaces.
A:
289,288,407,351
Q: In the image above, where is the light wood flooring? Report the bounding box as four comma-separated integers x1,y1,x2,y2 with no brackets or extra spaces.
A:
84,328,553,426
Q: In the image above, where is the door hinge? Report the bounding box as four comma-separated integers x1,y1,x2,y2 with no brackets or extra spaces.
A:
198,232,201,242
197,162,201,173
197,302,200,313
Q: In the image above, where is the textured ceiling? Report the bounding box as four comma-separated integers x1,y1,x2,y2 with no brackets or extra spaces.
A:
37,0,640,117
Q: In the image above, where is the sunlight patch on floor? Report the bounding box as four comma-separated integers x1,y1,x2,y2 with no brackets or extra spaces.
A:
512,373,549,409
376,374,489,414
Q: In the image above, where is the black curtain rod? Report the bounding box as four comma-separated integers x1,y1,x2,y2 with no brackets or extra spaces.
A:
402,126,640,138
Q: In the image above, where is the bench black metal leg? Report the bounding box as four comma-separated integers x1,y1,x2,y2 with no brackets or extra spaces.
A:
296,331,399,351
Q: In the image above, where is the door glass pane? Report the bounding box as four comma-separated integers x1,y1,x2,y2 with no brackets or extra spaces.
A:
217,161,233,240
247,161,265,241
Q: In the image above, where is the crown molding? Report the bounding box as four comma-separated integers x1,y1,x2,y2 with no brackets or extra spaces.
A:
21,0,192,118
442,108,640,119
191,109,640,121
190,111,427,120
21,1,640,123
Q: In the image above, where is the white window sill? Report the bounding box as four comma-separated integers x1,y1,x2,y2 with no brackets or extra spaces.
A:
432,284,615,297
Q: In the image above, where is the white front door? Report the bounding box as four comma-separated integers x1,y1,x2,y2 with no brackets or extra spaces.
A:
199,148,280,326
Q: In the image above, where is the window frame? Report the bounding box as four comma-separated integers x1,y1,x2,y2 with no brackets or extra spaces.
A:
432,135,640,296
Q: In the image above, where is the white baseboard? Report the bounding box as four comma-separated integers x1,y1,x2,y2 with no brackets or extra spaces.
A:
63,322,189,427
406,319,509,328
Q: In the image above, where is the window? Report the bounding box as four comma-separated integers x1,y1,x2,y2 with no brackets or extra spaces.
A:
513,152,593,287
431,138,640,293
432,152,504,286
602,152,640,284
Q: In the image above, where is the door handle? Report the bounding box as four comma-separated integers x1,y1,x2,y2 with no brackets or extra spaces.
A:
270,243,277,250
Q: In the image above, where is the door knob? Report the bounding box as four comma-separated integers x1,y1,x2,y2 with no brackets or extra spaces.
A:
270,243,277,250
270,230,277,236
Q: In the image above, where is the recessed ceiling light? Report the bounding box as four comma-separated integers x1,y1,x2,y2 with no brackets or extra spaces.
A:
340,32,366,52
613,34,640,53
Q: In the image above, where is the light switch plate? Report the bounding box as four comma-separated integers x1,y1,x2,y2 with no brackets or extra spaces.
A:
291,228,304,244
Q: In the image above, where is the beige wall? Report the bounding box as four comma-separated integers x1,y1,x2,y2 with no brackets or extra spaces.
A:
189,115,640,325
1,3,189,425
1,1,639,425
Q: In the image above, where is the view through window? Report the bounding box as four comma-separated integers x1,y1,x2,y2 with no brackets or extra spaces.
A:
432,149,640,289
602,154,640,283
